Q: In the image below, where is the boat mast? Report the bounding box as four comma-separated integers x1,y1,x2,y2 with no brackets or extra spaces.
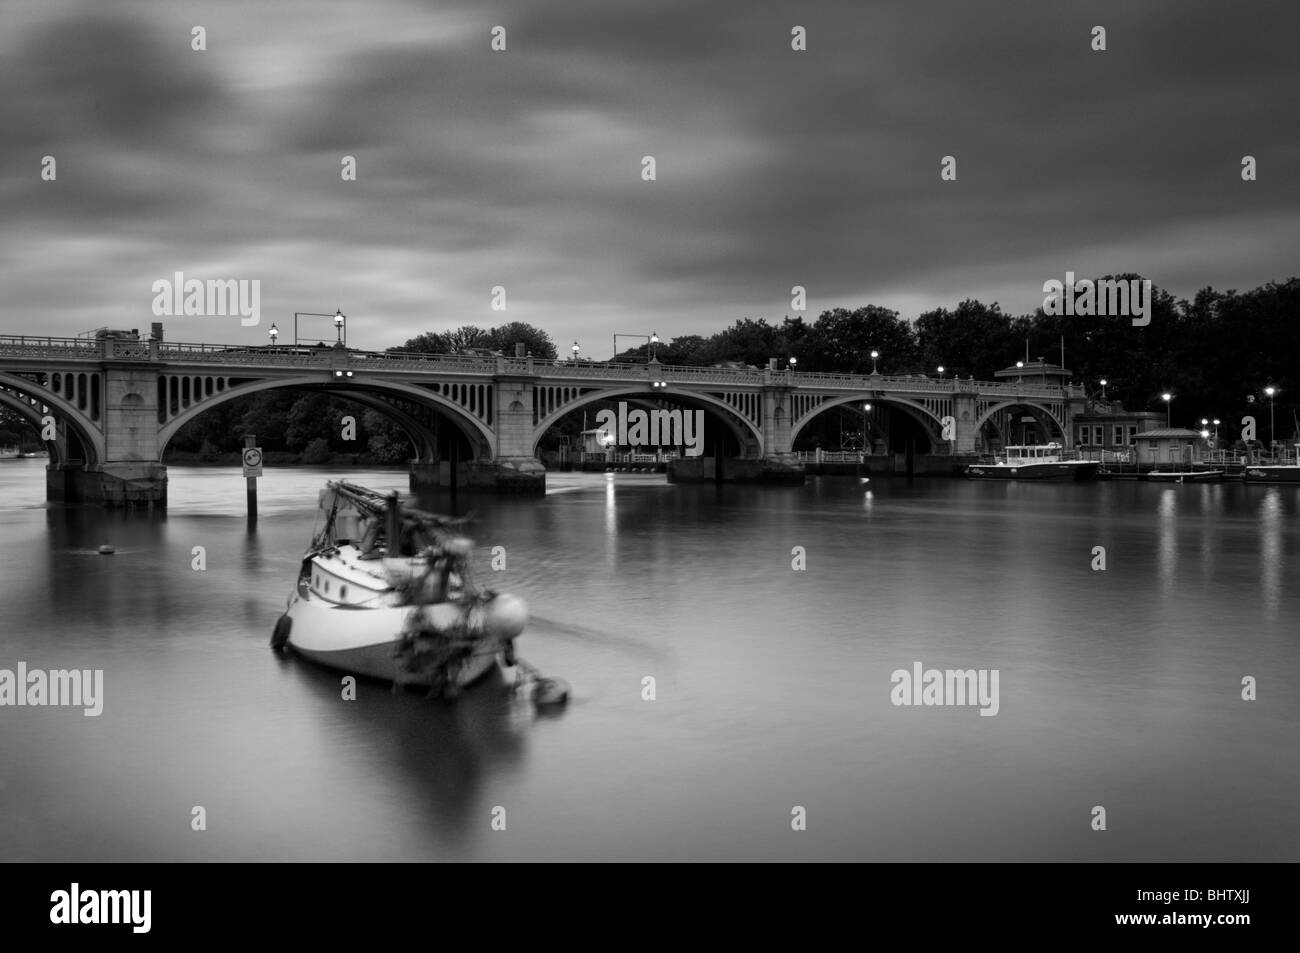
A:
385,492,402,557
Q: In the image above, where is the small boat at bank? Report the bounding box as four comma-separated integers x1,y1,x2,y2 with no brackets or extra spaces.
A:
1147,470,1225,483
965,443,1100,482
271,481,533,698
1243,465,1300,484
0,447,18,460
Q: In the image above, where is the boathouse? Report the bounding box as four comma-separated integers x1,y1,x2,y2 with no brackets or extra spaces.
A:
1131,428,1208,467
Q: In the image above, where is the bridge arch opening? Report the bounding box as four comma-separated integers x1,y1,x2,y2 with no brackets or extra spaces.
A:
791,395,937,455
0,383,101,467
974,401,1066,454
157,379,493,470
531,388,761,465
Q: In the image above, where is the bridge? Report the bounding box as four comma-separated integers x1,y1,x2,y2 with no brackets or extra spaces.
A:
0,333,1085,504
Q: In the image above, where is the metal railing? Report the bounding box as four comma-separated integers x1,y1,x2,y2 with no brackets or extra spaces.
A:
0,333,1082,397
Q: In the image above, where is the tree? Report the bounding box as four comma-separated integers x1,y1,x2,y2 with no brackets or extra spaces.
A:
301,437,332,464
284,393,339,451
490,321,557,359
362,409,413,463
915,299,1015,379
805,306,919,374
393,331,448,354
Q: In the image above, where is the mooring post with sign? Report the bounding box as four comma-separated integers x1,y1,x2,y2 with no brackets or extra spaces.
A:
242,434,263,527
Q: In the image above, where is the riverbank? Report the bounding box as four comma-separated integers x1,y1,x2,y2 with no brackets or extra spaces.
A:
162,449,408,468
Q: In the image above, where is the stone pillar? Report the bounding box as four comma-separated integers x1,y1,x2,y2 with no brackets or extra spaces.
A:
761,384,794,455
480,373,544,494
757,383,805,484
92,365,167,505
952,391,980,454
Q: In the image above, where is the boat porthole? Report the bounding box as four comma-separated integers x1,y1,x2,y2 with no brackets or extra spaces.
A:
340,585,349,600
324,580,330,594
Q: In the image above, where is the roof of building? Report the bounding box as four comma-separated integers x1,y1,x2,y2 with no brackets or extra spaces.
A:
1132,428,1205,439
993,360,1071,378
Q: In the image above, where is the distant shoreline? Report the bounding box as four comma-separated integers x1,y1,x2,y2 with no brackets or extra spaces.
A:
162,451,408,469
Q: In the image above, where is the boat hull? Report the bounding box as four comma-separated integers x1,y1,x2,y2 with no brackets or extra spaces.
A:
965,462,1099,482
283,592,503,689
1244,467,1300,484
1148,470,1224,483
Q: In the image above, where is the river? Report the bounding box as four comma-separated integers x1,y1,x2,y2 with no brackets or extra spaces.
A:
1,458,1297,861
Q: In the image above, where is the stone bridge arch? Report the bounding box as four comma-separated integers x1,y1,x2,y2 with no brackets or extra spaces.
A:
530,384,765,457
0,371,105,465
974,399,1068,448
789,392,946,449
156,375,495,460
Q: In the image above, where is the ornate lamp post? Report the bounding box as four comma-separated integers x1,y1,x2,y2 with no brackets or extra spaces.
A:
1264,386,1277,452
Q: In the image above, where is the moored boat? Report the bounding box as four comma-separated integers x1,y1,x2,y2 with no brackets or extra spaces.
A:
965,443,1100,481
272,481,529,697
1147,470,1224,483
1243,465,1300,484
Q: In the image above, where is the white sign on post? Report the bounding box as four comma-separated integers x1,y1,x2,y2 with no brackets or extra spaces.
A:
242,447,263,478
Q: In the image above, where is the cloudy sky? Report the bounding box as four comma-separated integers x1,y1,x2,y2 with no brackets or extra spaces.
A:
2,0,1297,355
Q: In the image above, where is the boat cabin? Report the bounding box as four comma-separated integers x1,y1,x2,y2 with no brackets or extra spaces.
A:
1001,443,1065,465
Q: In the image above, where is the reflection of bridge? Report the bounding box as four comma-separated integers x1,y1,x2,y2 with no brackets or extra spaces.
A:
0,334,1085,504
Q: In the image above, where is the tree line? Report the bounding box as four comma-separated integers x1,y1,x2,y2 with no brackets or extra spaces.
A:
4,277,1294,459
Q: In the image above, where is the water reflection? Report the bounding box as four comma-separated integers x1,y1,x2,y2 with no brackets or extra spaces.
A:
3,463,1300,861
1258,488,1282,622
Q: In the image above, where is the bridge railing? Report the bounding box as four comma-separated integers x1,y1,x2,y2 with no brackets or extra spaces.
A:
0,334,104,359
0,335,1083,397
529,359,767,385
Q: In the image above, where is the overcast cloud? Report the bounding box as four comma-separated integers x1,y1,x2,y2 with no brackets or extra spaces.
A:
2,0,1297,354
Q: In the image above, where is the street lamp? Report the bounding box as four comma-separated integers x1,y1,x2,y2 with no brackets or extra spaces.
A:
613,332,658,363
862,402,872,454
937,365,945,376
1213,418,1220,443
1161,392,1172,427
1099,378,1107,399
870,350,879,374
294,311,346,348
1016,360,1024,383
650,331,659,361
571,341,581,362
1265,386,1277,451
268,324,278,345
788,356,798,372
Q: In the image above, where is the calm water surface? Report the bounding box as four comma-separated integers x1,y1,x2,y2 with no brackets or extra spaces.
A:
1,458,1297,861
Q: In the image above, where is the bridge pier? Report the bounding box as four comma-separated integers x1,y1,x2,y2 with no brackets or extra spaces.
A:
47,462,167,506
410,457,545,495
667,454,805,485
